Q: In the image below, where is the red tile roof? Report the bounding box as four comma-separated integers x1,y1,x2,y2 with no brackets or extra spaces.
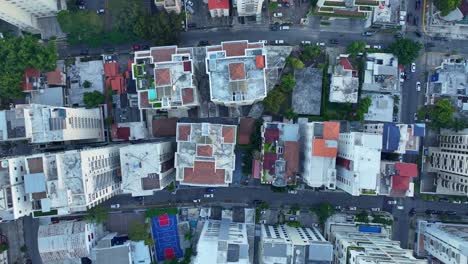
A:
152,118,178,137
109,75,125,94
183,161,225,185
264,127,280,143
255,55,265,69
104,62,119,77
238,118,256,145
263,152,278,174
222,41,248,57
312,138,338,157
178,125,191,141
222,126,235,143
155,68,171,86
45,69,65,86
139,91,151,108
340,57,356,71
252,159,261,179
207,46,223,52
183,61,192,72
181,88,194,104
116,127,131,140
248,43,263,49
323,121,340,140
284,141,299,179
208,0,229,10
197,145,213,157
229,62,246,80
391,163,417,192
23,68,40,91
151,47,176,63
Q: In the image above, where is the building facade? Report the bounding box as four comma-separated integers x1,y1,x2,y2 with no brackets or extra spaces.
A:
316,0,378,18
0,0,61,33
236,0,264,17
336,132,382,196
120,142,175,197
154,0,182,13
208,0,230,17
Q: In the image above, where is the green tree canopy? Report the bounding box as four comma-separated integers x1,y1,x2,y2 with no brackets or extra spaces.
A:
434,0,462,16
133,11,184,45
287,57,305,70
418,99,455,129
83,90,106,108
129,221,149,241
346,41,366,57
311,202,335,224
0,35,57,100
280,73,296,93
57,10,104,45
300,45,321,61
388,38,422,65
84,206,109,223
355,210,369,223
263,88,285,114
356,96,372,121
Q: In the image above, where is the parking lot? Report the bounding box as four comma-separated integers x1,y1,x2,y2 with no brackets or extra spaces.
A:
268,0,310,25
107,211,146,234
185,0,232,30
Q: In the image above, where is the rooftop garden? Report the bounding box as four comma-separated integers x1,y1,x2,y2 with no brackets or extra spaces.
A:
33,209,58,217
133,64,146,78
263,142,276,153
323,1,346,6
355,0,380,6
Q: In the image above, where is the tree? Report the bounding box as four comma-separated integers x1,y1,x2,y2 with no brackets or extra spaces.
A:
133,11,184,45
280,73,296,93
300,45,321,61
129,221,149,241
0,35,57,100
85,206,108,223
287,57,305,70
355,96,372,121
419,99,455,129
57,10,104,45
434,0,462,16
311,202,335,225
263,88,285,114
83,80,92,88
388,38,422,65
355,210,369,223
346,41,366,57
451,118,468,131
83,90,105,108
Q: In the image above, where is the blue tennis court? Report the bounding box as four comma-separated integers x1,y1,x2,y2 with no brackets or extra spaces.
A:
151,214,183,261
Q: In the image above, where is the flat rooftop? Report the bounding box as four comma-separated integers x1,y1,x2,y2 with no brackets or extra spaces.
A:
205,41,267,104
431,60,468,96
363,93,394,122
363,53,399,93
330,56,359,103
293,67,322,115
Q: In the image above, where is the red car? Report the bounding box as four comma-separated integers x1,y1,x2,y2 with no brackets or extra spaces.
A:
131,45,141,51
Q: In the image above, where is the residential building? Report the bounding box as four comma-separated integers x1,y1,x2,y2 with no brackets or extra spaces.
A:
371,0,407,29
0,146,121,220
120,142,175,197
259,224,333,264
427,133,468,196
326,219,426,264
91,233,152,264
427,58,468,111
236,0,265,17
104,62,126,95
378,161,417,197
69,58,105,107
132,46,199,111
336,132,382,196
299,120,340,189
111,122,148,141
205,40,267,106
194,219,251,264
364,123,425,155
0,0,62,34
38,221,104,263
154,0,182,13
23,66,67,106
316,0,379,19
330,55,359,103
415,220,468,264
0,104,104,144
208,0,230,17
261,122,300,187
175,123,237,187
363,93,394,122
363,53,399,94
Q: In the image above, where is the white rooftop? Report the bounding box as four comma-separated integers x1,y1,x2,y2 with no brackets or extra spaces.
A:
363,93,394,122
363,53,399,93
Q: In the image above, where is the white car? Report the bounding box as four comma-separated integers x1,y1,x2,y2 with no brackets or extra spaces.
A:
416,81,421,91
373,45,382,49
414,112,418,121
371,208,381,212
348,206,357,211
288,190,297,194
260,220,267,224
275,40,284,44
186,0,194,6
316,42,325,46
259,40,268,44
301,40,311,45
96,8,105,14
193,199,201,203
110,204,120,209
387,200,397,205
203,194,213,198
397,205,404,210
365,45,371,49
273,12,283,17
411,62,416,72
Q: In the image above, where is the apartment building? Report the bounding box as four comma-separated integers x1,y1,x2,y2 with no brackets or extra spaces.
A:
316,0,379,19
330,55,359,103
299,121,339,189
132,46,199,110
428,133,468,196
259,224,333,264
120,142,175,197
0,104,104,144
236,0,265,17
336,132,382,196
379,161,418,197
0,146,121,220
205,40,267,106
261,122,300,187
208,0,230,17
175,122,237,187
0,0,61,34
363,53,400,94
364,123,425,155
154,0,182,13
415,220,468,264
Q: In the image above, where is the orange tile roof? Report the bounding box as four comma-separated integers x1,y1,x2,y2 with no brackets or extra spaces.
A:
284,141,299,180
323,121,340,140
312,138,338,157
178,125,191,141
155,68,171,86
45,69,65,86
255,55,265,69
229,62,246,80
222,126,235,143
104,62,119,77
222,41,248,57
197,145,213,157
139,91,150,108
109,75,125,94
181,88,194,104
151,47,176,63
183,161,225,185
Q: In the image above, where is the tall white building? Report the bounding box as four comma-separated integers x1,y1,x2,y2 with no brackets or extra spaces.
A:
0,0,62,34
428,133,468,196
259,224,333,264
0,104,104,144
0,146,121,221
236,0,264,17
415,220,468,264
120,142,175,197
336,132,382,196
299,121,339,189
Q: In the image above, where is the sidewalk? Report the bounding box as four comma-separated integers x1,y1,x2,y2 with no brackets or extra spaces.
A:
0,219,26,264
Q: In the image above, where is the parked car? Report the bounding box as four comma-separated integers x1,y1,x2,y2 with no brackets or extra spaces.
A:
259,40,268,44
411,62,416,72
361,31,375,36
396,205,404,210
348,206,357,211
335,205,342,210
301,40,311,45
206,188,215,193
373,45,382,49
110,204,120,209
312,223,319,227
388,200,397,205
260,220,267,224
451,200,462,204
186,5,195,14
198,40,210,46
445,211,457,215
414,113,418,121
371,208,381,212
279,25,289,30
131,45,141,51
316,42,325,46
203,193,213,198
96,8,105,14
187,23,197,28
273,12,283,17
193,199,201,203
365,44,371,49
416,81,421,91
409,208,416,216
274,40,284,44
288,190,297,194
289,216,297,221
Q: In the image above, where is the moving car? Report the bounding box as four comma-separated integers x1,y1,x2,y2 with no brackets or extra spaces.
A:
411,62,416,72
275,40,284,44
203,193,213,198
259,40,268,44
373,45,382,49
110,204,120,209
387,200,397,205
273,12,283,17
348,206,357,211
316,42,325,46
301,40,311,45
279,25,289,30
416,81,421,91
288,190,297,194
362,31,375,36
186,0,194,6
396,205,404,210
